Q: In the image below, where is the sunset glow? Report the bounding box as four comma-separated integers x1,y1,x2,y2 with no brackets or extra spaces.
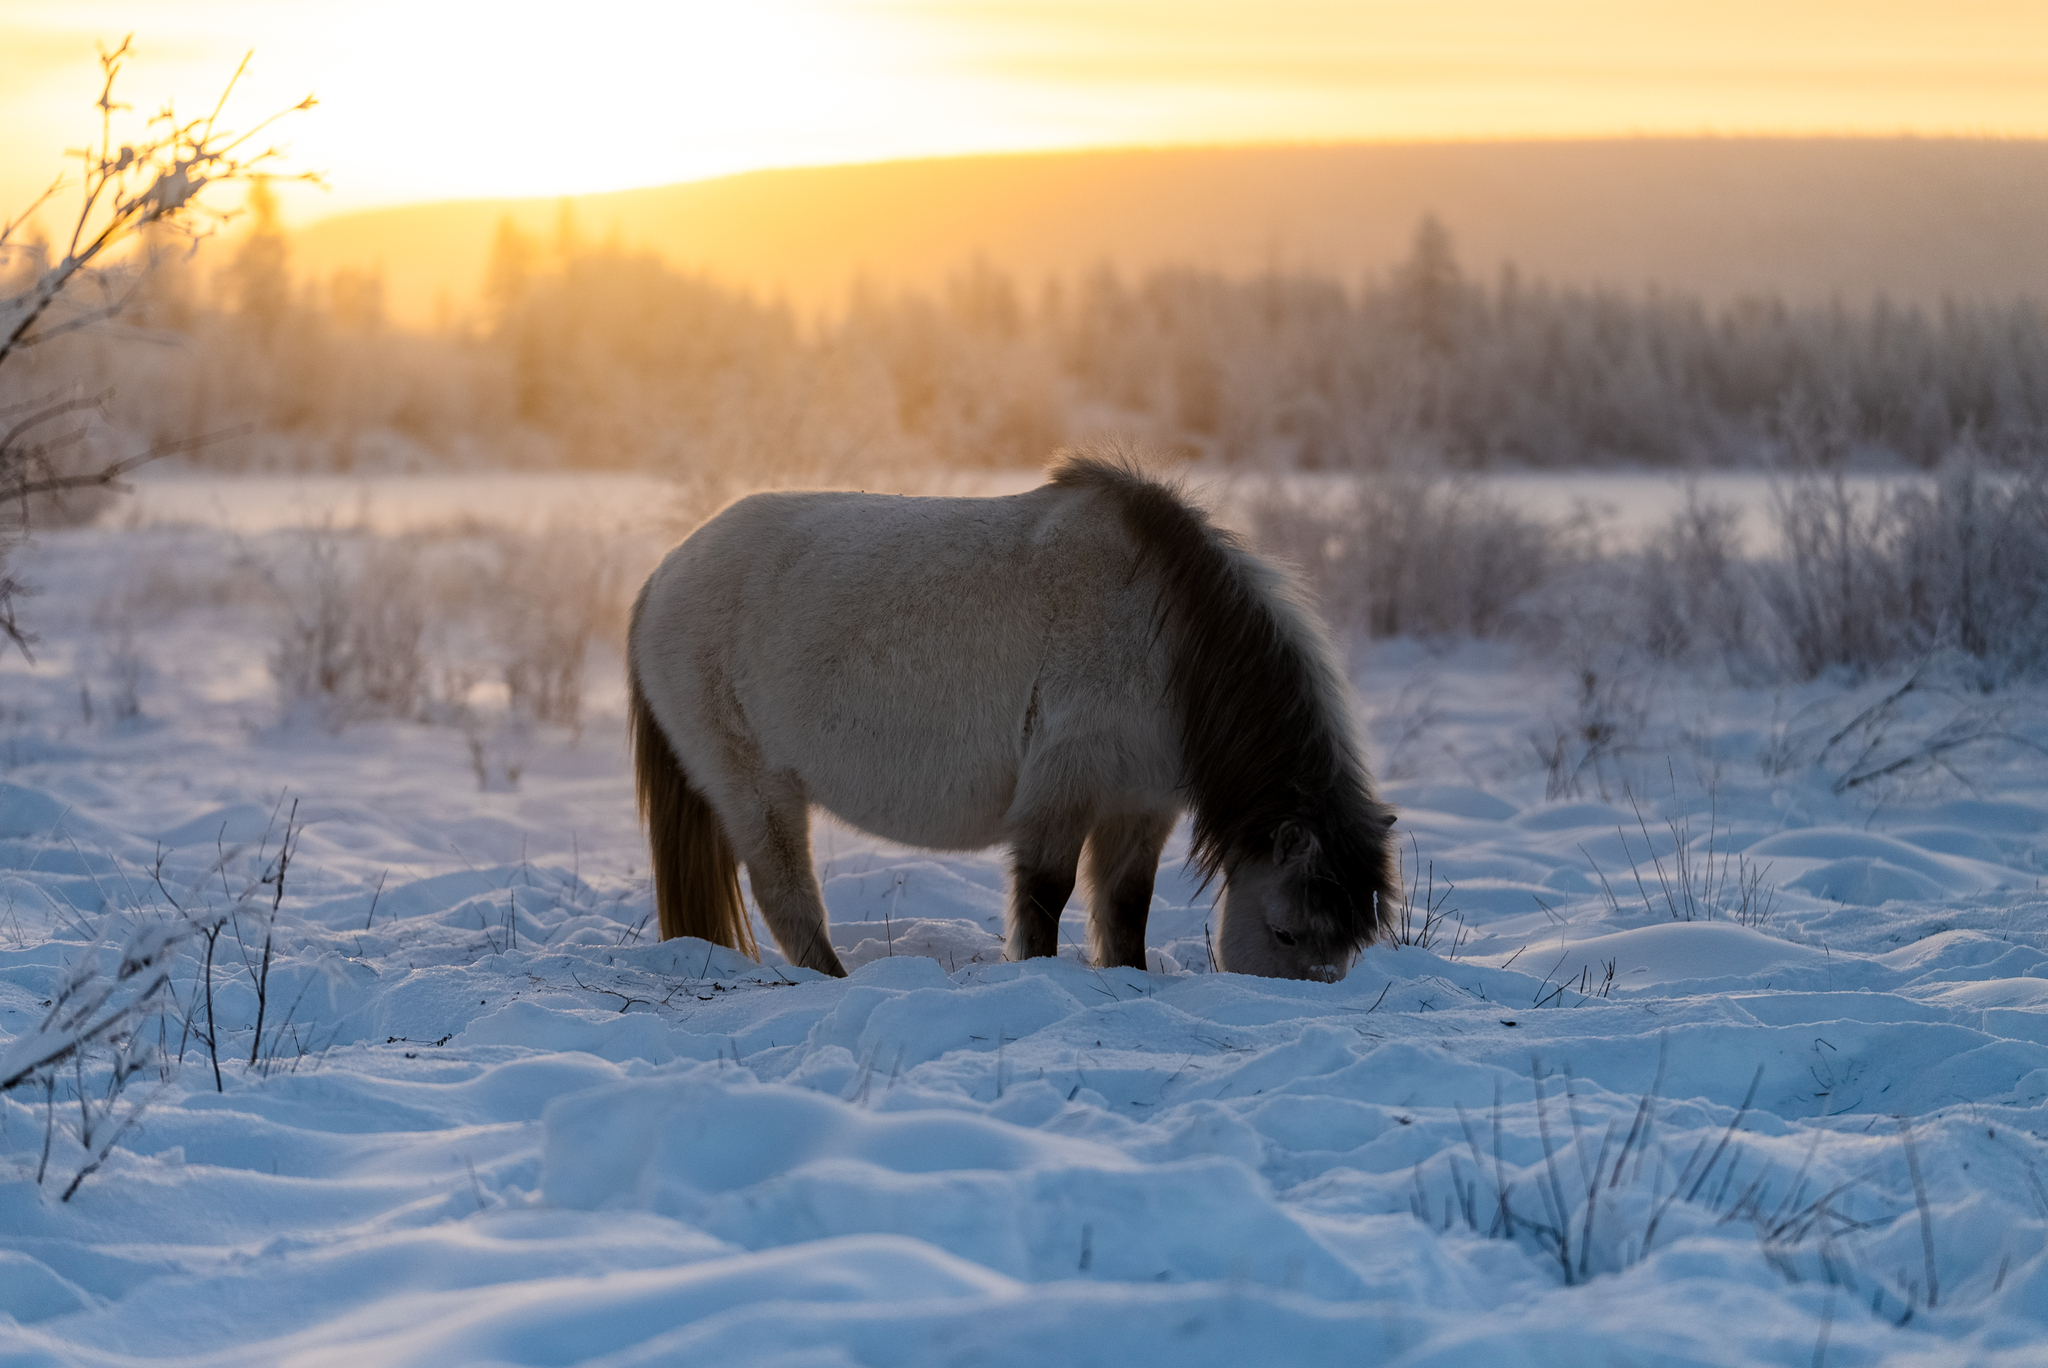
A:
3,1,2046,226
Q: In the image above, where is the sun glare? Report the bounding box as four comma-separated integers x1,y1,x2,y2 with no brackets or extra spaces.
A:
2,0,2046,226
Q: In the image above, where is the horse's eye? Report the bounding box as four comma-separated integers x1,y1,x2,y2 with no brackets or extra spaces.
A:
1273,928,1297,947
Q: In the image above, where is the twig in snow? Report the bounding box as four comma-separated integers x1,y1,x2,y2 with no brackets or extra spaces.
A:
244,798,300,1066
1897,1117,1939,1309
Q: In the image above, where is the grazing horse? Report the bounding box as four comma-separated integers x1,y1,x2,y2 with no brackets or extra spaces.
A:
627,452,1398,980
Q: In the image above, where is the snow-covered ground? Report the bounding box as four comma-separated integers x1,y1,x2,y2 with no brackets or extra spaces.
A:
2,505,2046,1366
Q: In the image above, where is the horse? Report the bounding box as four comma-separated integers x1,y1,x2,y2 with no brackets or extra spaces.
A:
626,451,1399,981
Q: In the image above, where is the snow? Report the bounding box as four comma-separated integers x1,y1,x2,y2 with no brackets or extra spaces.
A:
2,510,2046,1366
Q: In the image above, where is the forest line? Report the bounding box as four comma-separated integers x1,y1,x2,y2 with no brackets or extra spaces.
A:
7,193,2048,479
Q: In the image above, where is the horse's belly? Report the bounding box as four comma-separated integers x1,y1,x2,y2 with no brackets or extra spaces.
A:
816,787,1011,851
783,722,1018,851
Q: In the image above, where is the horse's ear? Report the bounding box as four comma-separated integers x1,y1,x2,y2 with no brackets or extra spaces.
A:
1273,820,1318,867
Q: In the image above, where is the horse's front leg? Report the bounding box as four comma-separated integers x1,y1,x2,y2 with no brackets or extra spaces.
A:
1004,815,1089,962
1082,810,1175,970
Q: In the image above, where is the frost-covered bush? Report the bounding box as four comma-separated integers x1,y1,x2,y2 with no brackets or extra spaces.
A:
263,523,631,736
489,527,624,732
1750,462,2048,682
1256,460,2048,690
268,532,428,719
1759,472,1911,677
0,912,188,1200
1243,474,1585,641
1868,463,2048,677
1503,486,1766,689
1631,490,1759,664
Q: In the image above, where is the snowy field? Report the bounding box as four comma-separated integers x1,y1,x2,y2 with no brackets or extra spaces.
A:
3,490,2047,1366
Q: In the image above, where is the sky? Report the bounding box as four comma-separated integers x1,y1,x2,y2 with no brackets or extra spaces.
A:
3,1,2047,230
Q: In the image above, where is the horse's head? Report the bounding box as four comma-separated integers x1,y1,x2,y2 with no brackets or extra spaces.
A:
1215,813,1396,981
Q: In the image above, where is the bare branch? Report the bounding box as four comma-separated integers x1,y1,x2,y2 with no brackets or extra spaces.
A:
0,43,319,369
0,392,105,452
4,423,250,504
200,50,253,148
0,176,65,255
10,269,152,350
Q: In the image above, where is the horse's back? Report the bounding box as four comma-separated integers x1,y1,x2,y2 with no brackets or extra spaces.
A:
633,484,1171,848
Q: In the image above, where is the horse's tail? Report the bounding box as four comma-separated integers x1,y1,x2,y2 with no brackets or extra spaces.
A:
627,643,759,959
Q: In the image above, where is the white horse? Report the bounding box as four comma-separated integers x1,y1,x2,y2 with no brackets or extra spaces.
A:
627,452,1398,980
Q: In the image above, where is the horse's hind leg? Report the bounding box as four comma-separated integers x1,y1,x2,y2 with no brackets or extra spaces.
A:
1082,811,1175,970
726,779,848,978
1005,816,1090,962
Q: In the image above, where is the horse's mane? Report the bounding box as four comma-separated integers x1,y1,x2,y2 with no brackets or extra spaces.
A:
1048,450,1397,945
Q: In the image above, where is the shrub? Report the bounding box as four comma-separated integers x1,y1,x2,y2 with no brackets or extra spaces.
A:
1242,473,1584,641
1756,461,2048,683
267,531,427,720
490,527,622,732
263,523,630,739
1247,459,2048,690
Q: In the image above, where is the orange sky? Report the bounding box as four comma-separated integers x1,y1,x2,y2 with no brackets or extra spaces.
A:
4,1,2047,229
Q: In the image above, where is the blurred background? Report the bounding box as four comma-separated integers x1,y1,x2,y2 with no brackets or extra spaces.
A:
7,1,2048,481
6,1,2048,721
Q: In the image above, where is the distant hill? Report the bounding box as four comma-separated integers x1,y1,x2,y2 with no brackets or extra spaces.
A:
290,139,2048,327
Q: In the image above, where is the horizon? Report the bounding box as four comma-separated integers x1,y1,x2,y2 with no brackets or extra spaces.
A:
280,138,2048,328
5,1,2048,231
287,128,2048,231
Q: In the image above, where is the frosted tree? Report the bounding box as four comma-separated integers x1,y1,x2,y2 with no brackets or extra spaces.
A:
1394,214,1464,357
0,36,316,655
